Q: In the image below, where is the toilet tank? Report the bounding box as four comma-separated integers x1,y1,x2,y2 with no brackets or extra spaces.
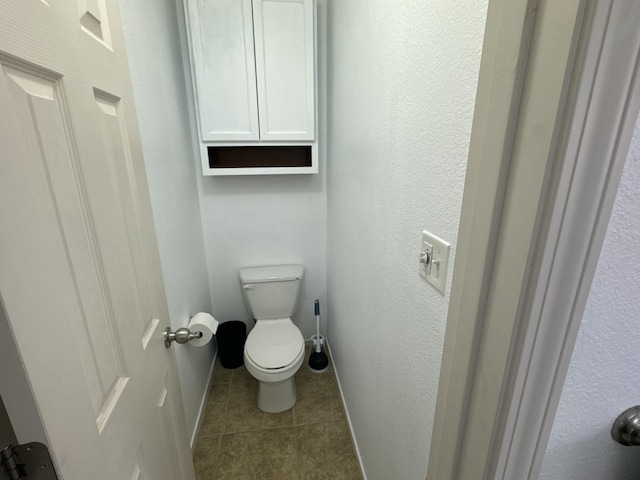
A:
239,265,304,320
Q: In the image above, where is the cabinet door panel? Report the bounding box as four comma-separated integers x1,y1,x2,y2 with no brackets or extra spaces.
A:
187,0,259,141
253,0,315,141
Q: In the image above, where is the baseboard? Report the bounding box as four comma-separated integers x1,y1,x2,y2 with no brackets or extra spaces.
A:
190,350,217,451
325,339,368,480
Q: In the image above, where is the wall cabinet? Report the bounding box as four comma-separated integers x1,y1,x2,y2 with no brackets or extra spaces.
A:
185,0,318,175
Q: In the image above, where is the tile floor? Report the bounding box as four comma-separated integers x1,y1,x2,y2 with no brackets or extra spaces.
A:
193,343,363,480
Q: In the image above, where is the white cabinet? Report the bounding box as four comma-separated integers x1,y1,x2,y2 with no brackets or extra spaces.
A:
185,0,318,175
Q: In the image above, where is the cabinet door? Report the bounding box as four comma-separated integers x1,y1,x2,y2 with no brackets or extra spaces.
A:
187,0,259,141
253,0,316,141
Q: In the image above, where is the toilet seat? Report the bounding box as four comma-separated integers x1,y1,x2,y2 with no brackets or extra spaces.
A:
245,318,304,371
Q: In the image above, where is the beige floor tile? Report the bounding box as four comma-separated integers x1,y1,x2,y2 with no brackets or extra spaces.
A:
230,364,253,382
294,373,344,425
296,421,362,480
211,356,233,385
224,379,294,433
198,383,229,437
215,427,298,480
193,435,221,480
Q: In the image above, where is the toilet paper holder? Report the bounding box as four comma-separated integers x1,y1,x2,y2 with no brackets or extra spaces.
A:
164,327,203,348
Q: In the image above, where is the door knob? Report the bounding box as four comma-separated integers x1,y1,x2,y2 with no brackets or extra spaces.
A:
164,327,203,348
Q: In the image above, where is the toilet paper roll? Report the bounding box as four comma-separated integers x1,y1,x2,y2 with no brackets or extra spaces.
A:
187,312,219,347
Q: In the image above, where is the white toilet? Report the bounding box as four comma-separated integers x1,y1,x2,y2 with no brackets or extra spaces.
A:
240,264,306,413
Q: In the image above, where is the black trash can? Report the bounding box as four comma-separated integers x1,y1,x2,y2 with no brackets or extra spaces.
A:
216,321,246,369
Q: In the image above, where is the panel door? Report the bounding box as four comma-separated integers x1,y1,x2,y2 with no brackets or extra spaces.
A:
253,0,316,141
0,1,195,479
187,0,260,141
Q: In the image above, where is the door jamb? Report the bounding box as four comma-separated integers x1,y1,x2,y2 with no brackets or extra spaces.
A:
426,0,538,477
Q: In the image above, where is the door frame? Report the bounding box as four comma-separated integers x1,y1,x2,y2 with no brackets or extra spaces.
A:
427,0,640,478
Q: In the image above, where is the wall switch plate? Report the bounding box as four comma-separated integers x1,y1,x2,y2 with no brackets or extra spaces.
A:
419,230,451,293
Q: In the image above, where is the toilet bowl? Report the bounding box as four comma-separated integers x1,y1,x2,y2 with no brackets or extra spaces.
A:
240,265,306,413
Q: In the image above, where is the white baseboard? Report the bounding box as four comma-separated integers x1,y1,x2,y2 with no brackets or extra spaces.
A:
325,339,368,480
190,350,217,451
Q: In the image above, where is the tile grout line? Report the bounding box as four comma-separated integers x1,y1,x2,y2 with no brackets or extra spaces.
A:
215,379,232,480
292,383,302,480
212,433,222,480
199,417,348,438
221,378,232,436
293,409,301,480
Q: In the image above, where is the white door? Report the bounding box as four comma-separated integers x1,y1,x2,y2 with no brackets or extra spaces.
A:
0,1,195,479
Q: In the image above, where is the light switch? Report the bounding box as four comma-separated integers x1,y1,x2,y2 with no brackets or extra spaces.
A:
419,230,451,293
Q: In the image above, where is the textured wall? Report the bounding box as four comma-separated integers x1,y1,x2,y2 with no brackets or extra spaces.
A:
119,0,214,441
539,116,640,478
325,1,488,478
198,174,327,338
196,3,328,340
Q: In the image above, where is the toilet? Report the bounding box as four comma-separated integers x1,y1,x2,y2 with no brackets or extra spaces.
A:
240,264,306,413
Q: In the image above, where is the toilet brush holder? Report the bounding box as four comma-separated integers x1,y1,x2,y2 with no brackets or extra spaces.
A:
308,299,329,373
310,334,325,350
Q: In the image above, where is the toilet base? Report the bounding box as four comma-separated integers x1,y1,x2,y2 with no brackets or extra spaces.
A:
257,377,296,413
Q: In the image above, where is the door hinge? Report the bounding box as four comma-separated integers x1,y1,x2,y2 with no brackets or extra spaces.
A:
1,443,57,480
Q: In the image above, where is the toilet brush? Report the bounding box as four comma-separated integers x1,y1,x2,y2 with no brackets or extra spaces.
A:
308,299,329,373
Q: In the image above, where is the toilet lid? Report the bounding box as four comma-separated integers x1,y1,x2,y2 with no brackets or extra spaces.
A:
245,319,304,370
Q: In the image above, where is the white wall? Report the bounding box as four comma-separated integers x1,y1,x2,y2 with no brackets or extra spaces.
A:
196,3,328,340
539,116,640,478
119,0,214,440
326,1,488,479
198,175,327,338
